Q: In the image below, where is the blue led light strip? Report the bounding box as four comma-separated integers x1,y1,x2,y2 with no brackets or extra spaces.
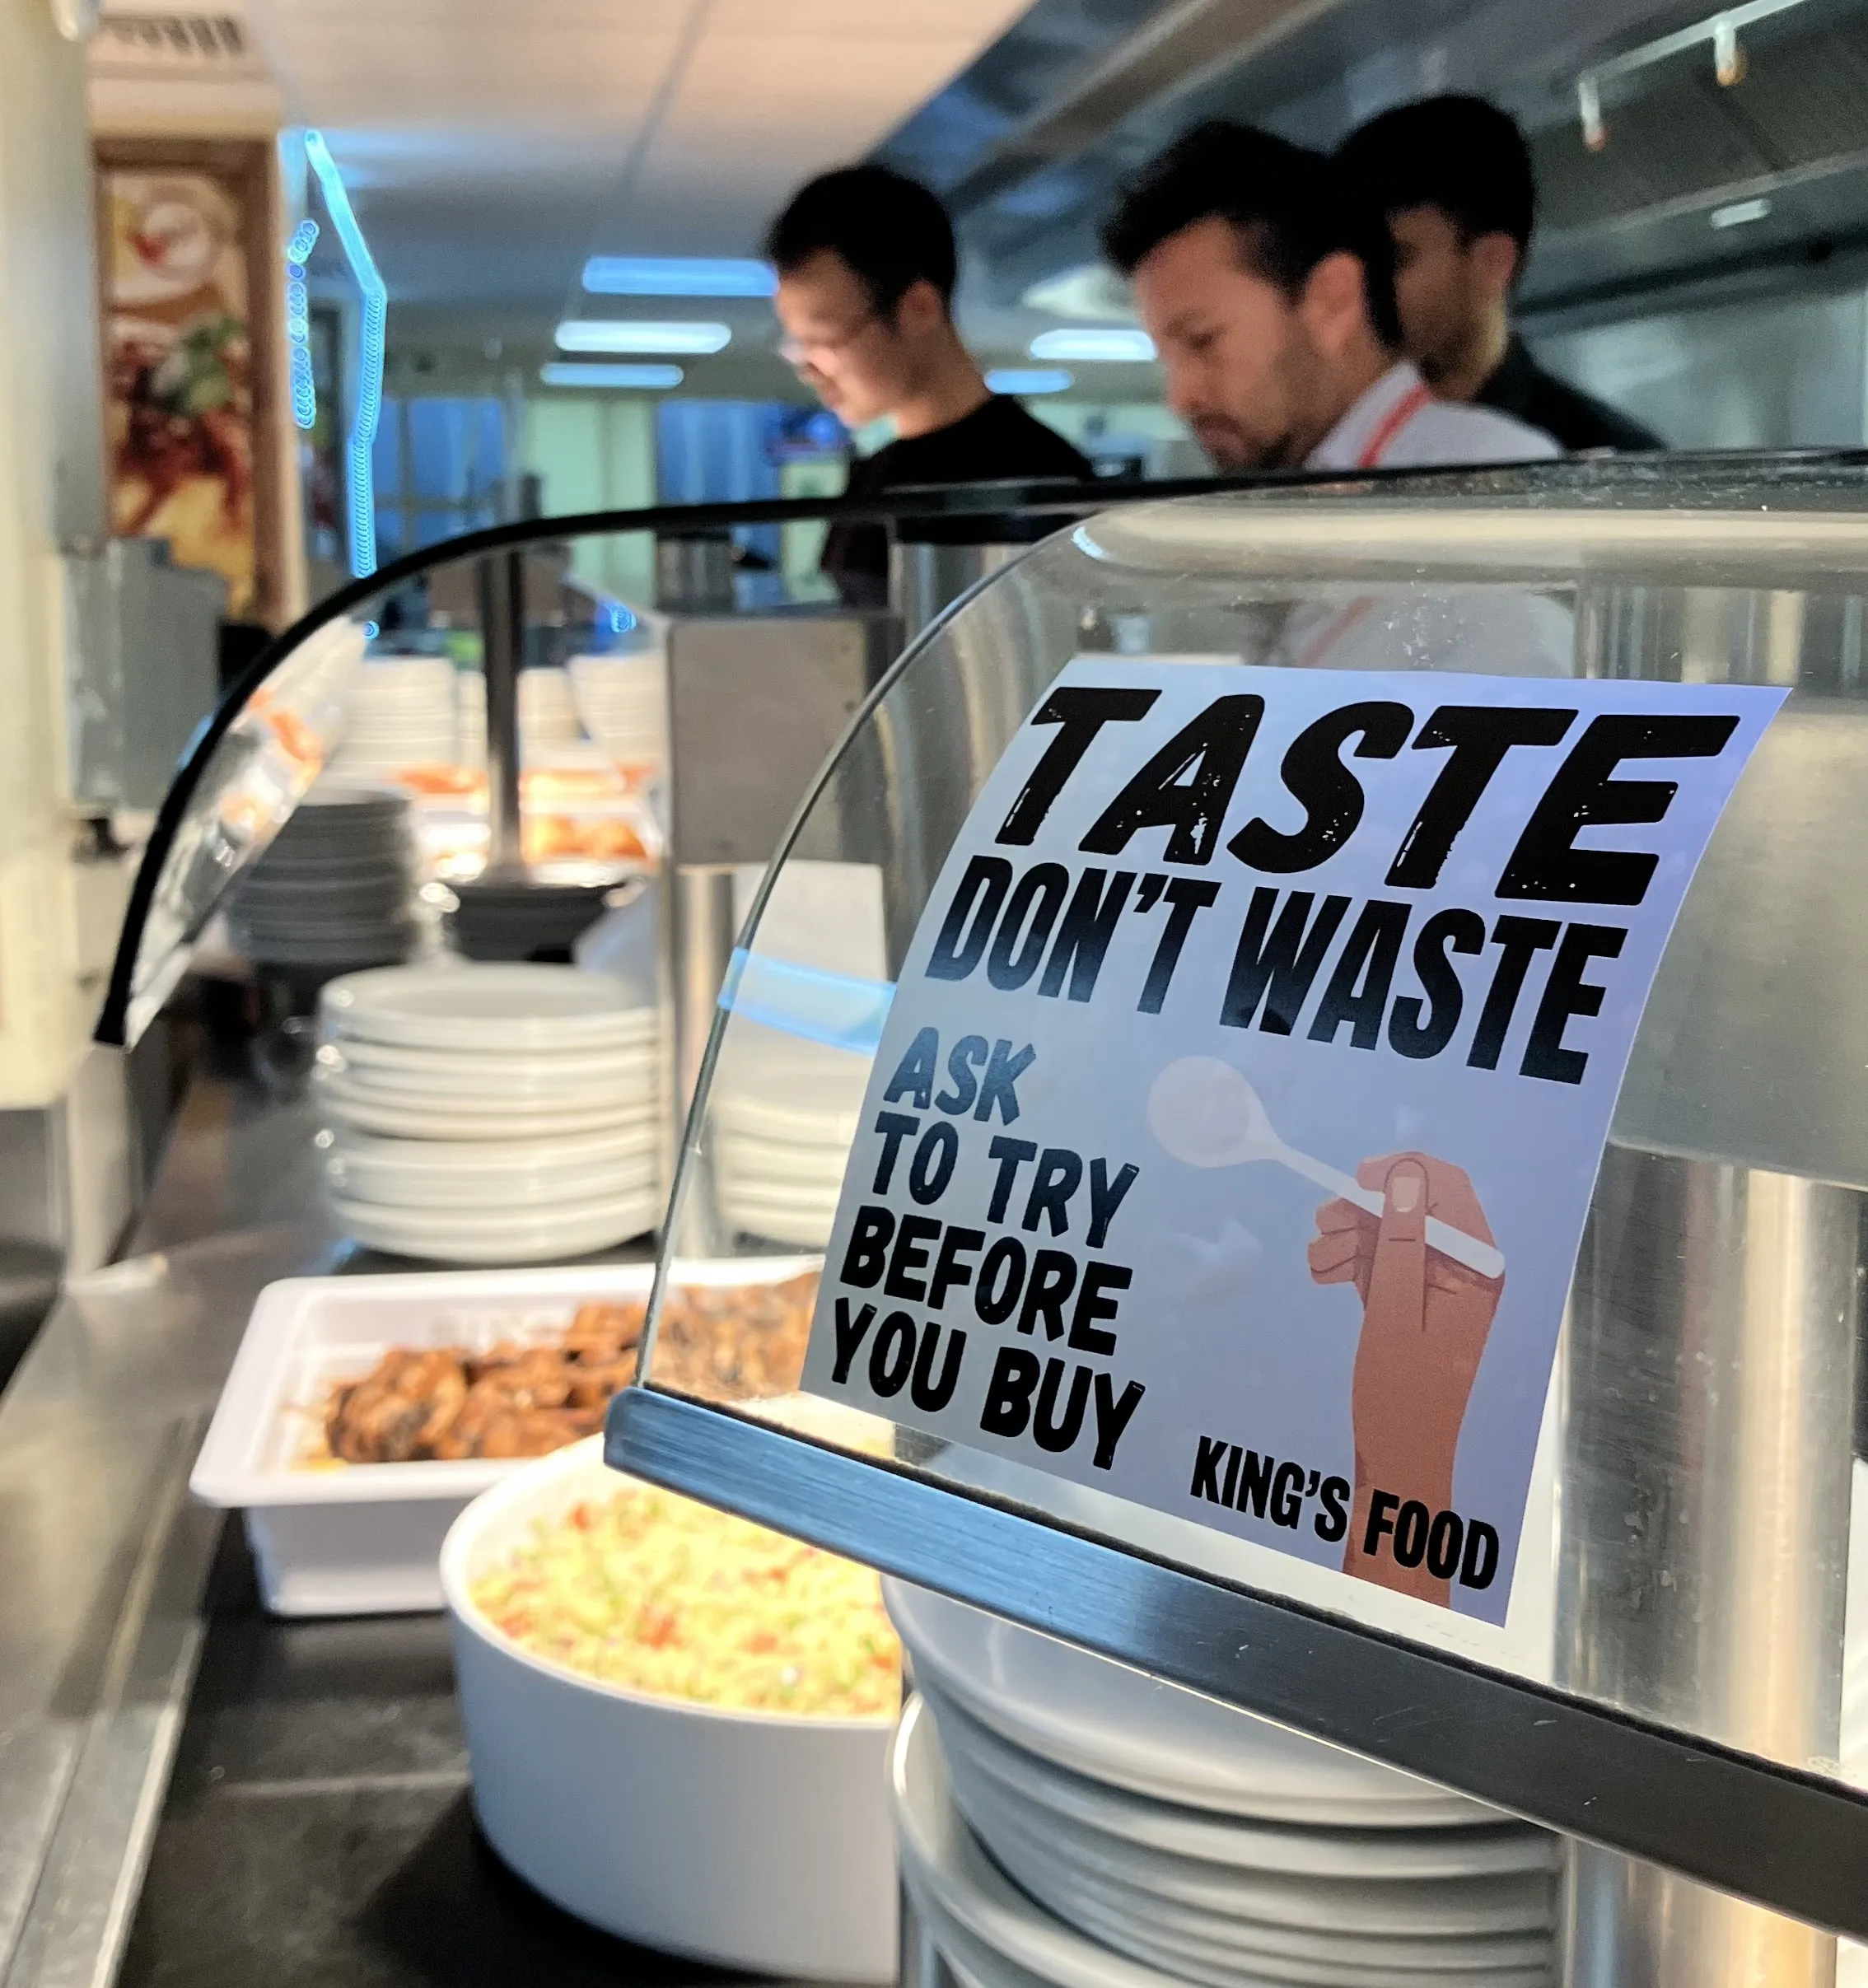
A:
284,217,319,432
303,130,385,579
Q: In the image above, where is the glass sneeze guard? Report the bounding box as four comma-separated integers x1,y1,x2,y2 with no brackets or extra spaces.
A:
610,476,1868,1943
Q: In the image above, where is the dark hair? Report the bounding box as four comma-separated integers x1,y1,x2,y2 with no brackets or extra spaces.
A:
764,164,957,315
1335,96,1535,256
1100,121,1403,349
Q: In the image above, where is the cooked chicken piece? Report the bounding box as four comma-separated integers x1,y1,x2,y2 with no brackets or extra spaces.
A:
471,1347,574,1410
563,1300,647,1365
565,1357,637,1409
326,1348,468,1463
651,1272,816,1402
464,1341,530,1384
476,1407,603,1458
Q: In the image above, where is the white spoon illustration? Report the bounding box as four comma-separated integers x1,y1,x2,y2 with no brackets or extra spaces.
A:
1146,1057,1506,1281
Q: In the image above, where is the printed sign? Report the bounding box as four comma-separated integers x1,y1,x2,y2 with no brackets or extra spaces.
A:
803,660,1783,1619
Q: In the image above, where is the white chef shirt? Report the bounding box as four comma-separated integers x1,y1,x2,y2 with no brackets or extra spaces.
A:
1273,362,1571,675
1306,361,1559,473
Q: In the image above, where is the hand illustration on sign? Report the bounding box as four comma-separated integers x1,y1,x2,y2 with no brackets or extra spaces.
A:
1307,1153,1503,1605
1147,1057,1505,1604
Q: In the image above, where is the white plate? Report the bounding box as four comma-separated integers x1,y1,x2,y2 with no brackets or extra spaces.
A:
964,1831,1552,1971
322,963,647,1052
717,1178,841,1220
888,1582,1481,1822
969,1803,1553,1952
1026,1871,1552,1988
324,1118,659,1174
318,1043,659,1102
241,940,414,968
235,920,415,950
323,1146,657,1211
894,1701,1551,1988
314,1072,652,1141
927,1682,1516,1851
715,1138,852,1192
712,1094,860,1150
943,1742,1552,1897
240,873,410,903
330,1188,659,1263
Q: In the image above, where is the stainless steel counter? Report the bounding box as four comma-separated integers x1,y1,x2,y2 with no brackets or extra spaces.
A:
0,1080,339,1988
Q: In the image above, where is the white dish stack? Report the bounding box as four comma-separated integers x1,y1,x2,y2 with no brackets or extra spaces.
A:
227,786,418,971
325,657,458,777
313,963,664,1263
457,671,488,769
568,654,665,775
518,667,581,754
889,1583,1560,1988
709,1032,868,1249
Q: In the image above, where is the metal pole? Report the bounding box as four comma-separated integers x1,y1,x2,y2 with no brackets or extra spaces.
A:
476,551,525,875
1557,1143,1856,1988
666,862,737,1256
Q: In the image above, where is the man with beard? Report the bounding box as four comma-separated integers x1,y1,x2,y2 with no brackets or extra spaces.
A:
1100,122,1558,474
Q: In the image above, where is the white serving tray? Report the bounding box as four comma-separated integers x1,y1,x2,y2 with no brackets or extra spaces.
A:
191,1256,817,1616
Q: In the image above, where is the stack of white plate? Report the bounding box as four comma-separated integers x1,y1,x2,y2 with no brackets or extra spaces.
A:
313,963,664,1263
227,786,418,970
457,672,488,768
569,654,665,772
519,667,581,752
326,657,458,777
890,1586,1558,1988
709,1030,866,1248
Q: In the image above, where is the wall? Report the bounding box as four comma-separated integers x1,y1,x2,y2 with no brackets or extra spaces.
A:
0,0,110,1105
1030,399,1193,474
520,393,657,607
1532,287,1868,450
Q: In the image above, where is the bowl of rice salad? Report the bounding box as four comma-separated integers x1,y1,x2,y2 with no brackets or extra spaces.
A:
441,1431,899,1979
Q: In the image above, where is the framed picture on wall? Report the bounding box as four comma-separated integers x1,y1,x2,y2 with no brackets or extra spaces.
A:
94,138,286,625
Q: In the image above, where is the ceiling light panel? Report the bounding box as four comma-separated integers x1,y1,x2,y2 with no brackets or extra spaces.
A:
985,367,1073,394
539,362,685,389
1029,327,1155,362
555,320,731,354
582,256,775,296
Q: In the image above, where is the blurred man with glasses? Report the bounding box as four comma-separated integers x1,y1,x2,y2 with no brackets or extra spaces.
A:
768,164,1091,606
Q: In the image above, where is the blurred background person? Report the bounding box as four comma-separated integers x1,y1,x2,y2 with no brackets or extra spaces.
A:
1337,96,1663,452
1100,121,1557,474
767,164,1092,606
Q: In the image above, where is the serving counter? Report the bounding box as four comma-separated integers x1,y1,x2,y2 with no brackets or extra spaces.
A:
16,462,1868,1988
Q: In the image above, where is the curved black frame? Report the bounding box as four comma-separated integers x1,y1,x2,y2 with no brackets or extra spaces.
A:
95,446,1868,1044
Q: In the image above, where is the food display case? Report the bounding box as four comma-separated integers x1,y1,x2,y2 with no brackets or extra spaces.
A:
591,465,1868,1985
28,458,1868,1988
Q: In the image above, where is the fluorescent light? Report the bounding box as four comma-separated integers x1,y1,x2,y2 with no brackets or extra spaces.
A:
583,256,773,296
986,367,1073,395
1711,196,1772,229
303,129,385,581
1030,327,1156,362
539,362,684,390
555,320,731,355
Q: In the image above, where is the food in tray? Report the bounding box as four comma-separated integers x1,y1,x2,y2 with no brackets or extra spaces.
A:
314,1272,818,1465
469,1485,901,1716
651,1272,816,1401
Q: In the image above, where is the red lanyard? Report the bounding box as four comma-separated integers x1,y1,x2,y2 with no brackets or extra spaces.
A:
1355,381,1432,469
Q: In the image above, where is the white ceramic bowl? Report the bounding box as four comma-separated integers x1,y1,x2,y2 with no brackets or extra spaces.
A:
442,1437,899,1979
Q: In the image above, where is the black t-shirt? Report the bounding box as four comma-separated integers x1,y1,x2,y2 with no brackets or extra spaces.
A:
1477,336,1665,454
823,395,1095,606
